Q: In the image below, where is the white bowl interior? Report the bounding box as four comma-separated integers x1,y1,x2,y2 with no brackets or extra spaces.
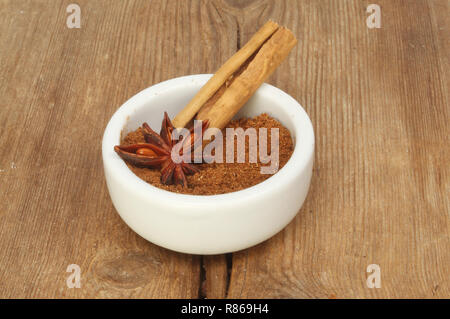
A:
120,78,299,146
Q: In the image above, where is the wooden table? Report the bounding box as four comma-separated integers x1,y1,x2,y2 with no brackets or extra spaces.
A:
0,0,448,298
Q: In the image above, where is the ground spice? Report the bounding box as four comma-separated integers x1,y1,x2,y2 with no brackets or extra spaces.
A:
121,113,294,195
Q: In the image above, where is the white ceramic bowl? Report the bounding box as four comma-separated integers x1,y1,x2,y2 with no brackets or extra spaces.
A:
102,74,314,255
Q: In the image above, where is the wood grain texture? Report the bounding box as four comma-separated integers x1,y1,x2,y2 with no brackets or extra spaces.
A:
0,0,448,298
0,0,236,298
223,0,450,299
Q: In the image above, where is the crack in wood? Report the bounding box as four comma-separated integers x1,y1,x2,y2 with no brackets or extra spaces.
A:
236,18,241,49
224,253,233,298
198,256,207,299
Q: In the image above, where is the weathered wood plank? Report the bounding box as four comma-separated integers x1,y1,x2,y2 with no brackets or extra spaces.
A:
225,0,449,298
0,0,236,298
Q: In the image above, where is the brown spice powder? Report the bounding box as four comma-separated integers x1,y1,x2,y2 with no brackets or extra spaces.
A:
121,113,294,195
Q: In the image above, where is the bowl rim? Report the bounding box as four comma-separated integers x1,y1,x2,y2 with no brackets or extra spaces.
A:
102,74,314,204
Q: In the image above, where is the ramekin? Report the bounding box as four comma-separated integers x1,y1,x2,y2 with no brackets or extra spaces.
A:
102,74,314,254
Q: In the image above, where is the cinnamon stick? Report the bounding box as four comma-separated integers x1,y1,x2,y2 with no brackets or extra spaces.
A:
196,27,297,129
172,21,279,128
173,20,296,129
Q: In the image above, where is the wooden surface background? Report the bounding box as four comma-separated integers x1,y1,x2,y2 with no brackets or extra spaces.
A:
0,0,448,298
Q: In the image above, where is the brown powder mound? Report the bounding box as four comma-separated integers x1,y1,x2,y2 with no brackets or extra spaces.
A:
121,113,294,195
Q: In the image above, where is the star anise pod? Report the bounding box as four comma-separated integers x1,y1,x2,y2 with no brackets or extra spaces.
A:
114,112,209,187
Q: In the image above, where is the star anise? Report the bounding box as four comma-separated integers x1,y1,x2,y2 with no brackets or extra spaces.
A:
114,112,209,187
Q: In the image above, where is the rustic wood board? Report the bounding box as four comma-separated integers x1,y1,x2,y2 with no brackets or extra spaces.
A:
0,0,448,298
